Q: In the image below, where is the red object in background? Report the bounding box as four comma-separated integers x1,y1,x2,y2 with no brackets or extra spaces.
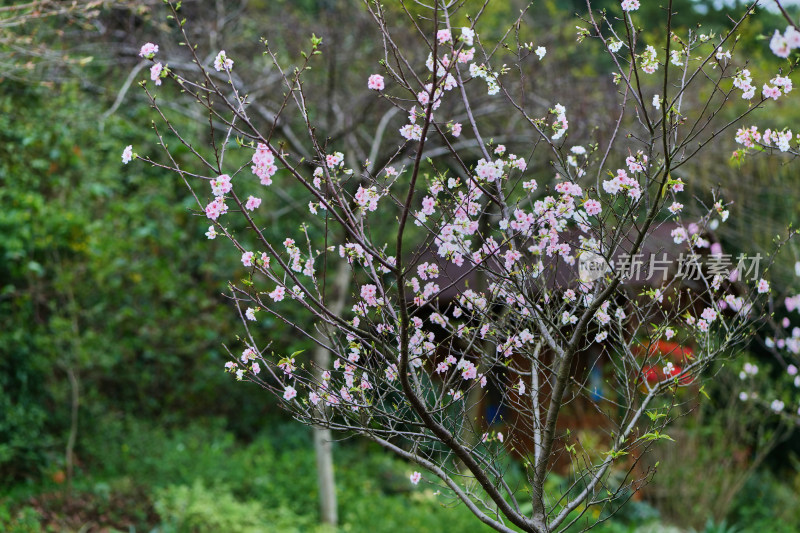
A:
634,339,694,362
655,340,694,360
640,363,694,385
642,365,659,383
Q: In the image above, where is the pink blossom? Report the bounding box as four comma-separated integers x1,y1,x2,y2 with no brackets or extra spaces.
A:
451,123,462,137
436,29,452,44
150,63,163,86
671,227,688,244
214,50,233,71
621,0,640,12
770,30,791,58
772,75,792,94
762,84,781,100
122,145,133,164
461,27,475,46
252,144,277,185
461,362,477,380
584,199,602,216
550,104,569,139
241,251,254,266
639,45,659,74
241,347,256,363
138,42,159,59
417,262,439,280
205,198,228,220
603,177,621,195
458,48,475,63
361,284,379,306
283,386,297,401
503,249,522,270
421,196,436,216
326,152,344,169
422,282,440,299
733,69,753,92
354,186,380,212
367,74,385,90
757,279,770,294
701,308,718,323
475,158,503,182
442,73,457,91
211,174,232,197
787,25,800,48
626,156,644,173
555,181,583,196
399,124,423,141
508,157,526,171
245,196,262,211
410,472,422,485
269,286,286,302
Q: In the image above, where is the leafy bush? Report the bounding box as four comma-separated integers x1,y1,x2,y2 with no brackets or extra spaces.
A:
0,504,43,533
82,418,491,532
726,467,800,532
154,479,320,533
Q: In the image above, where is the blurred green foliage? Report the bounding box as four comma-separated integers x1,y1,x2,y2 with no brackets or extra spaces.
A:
0,78,286,483
2,418,499,532
0,416,678,532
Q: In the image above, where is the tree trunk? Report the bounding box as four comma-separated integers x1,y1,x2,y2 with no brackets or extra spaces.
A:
312,254,351,526
312,380,338,525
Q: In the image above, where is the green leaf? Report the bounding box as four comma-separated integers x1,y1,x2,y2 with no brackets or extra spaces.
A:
640,432,675,442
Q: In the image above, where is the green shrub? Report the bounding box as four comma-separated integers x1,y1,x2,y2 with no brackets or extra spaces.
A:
726,467,800,532
0,503,44,533
154,479,323,533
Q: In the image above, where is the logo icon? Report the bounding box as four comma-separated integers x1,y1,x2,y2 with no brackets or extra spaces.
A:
578,251,608,282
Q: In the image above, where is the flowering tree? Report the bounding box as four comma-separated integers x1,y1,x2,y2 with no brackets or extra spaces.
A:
124,0,799,530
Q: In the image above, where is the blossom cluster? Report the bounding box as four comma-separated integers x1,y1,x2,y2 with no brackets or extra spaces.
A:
770,25,800,58
252,143,278,185
735,125,795,153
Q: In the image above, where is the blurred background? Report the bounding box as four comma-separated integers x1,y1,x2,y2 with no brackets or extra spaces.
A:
1,1,799,531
